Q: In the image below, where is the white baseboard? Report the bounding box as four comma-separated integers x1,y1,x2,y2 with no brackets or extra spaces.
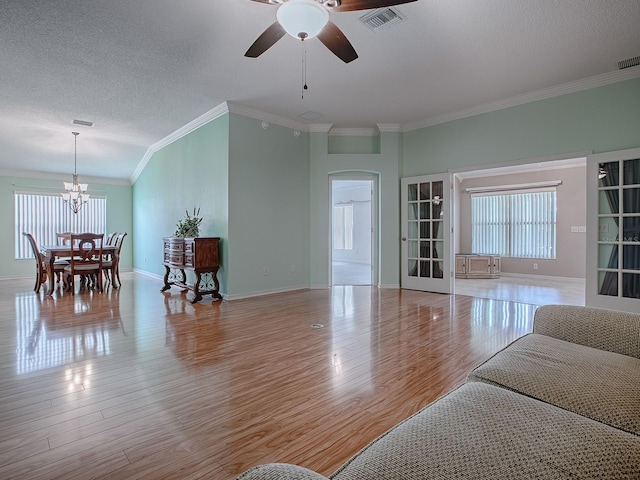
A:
499,272,585,282
225,286,309,301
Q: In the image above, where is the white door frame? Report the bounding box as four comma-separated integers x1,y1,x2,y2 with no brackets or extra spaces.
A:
329,173,378,286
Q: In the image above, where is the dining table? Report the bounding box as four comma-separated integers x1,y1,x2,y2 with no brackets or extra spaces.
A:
40,244,118,295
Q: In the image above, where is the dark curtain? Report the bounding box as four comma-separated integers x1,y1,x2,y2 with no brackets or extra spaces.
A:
408,196,419,277
622,160,640,298
431,182,443,278
599,162,620,296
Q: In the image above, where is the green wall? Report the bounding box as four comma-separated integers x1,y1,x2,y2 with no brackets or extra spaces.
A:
402,78,640,176
132,112,310,299
309,131,401,288
132,114,230,292
227,114,310,297
0,174,132,279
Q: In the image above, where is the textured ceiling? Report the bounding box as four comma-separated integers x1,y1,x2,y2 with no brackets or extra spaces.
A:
1,0,639,182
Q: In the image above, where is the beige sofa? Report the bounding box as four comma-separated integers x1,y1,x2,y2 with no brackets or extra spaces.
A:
236,305,640,479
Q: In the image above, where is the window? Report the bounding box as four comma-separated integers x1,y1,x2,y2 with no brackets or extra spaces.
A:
15,192,107,259
333,204,353,250
471,190,556,259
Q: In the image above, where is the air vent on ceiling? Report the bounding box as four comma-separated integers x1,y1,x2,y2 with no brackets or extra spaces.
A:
359,7,405,32
618,56,640,70
72,119,94,127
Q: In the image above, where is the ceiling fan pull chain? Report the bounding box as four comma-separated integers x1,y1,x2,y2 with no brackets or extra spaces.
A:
302,41,308,99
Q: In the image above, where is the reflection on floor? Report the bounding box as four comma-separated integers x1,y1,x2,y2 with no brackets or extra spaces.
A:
455,274,585,306
332,261,371,285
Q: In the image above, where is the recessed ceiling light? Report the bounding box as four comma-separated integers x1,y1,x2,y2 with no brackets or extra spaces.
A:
72,119,94,127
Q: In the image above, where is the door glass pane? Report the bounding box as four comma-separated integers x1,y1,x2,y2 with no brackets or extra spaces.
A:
408,203,418,220
433,241,444,261
408,240,418,258
623,245,640,270
623,159,640,185
623,218,640,243
420,241,430,258
598,271,617,296
408,222,418,239
623,188,640,213
599,162,619,187
432,261,444,279
598,217,618,242
419,183,430,200
599,190,618,214
420,221,431,239
622,274,640,298
598,244,617,269
419,260,430,277
408,184,418,201
408,259,418,277
432,202,443,219
420,202,430,219
432,221,443,240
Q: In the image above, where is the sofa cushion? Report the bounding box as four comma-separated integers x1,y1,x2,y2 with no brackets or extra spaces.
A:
237,463,329,480
330,382,640,479
468,333,640,436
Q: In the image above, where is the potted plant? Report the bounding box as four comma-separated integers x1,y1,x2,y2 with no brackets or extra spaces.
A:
175,207,203,238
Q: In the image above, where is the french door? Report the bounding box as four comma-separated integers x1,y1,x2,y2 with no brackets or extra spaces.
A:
586,147,640,311
401,174,452,293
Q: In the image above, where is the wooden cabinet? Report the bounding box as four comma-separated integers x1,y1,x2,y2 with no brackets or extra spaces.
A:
455,254,500,279
161,237,222,303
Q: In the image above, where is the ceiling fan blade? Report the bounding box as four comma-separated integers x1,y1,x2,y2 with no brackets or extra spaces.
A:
328,0,418,12
317,21,358,63
245,22,287,58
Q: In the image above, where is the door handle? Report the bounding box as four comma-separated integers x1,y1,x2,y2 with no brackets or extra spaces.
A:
402,237,407,241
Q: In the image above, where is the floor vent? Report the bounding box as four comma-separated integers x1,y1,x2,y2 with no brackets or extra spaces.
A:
359,7,405,32
618,55,640,70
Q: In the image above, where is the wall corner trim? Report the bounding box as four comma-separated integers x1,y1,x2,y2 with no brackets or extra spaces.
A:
130,102,230,184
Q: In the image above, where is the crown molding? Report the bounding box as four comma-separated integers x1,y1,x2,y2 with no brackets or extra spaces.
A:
329,127,378,137
377,123,402,133
402,66,640,132
226,102,308,132
308,124,334,133
130,102,230,184
128,66,640,184
2,168,131,186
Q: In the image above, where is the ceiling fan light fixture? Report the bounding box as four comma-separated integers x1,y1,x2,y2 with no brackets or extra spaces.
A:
277,0,329,40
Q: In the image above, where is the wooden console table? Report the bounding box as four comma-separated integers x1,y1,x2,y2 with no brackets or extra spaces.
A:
455,254,501,279
161,237,222,303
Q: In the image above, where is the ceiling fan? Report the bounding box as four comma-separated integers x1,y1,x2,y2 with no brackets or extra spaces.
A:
245,0,418,63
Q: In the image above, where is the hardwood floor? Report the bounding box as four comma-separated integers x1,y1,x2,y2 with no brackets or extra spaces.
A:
0,273,542,479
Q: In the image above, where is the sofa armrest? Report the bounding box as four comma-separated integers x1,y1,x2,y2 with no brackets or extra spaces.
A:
236,463,329,480
533,304,640,358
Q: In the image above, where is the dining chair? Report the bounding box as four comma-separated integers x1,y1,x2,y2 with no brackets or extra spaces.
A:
106,231,118,246
56,232,72,245
64,233,104,295
103,232,127,289
23,232,67,293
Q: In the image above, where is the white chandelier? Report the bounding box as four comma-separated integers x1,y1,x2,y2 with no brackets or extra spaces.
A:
61,131,89,214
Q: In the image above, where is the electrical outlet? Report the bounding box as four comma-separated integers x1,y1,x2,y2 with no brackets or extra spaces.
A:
290,264,295,273
263,268,268,276
533,263,538,270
